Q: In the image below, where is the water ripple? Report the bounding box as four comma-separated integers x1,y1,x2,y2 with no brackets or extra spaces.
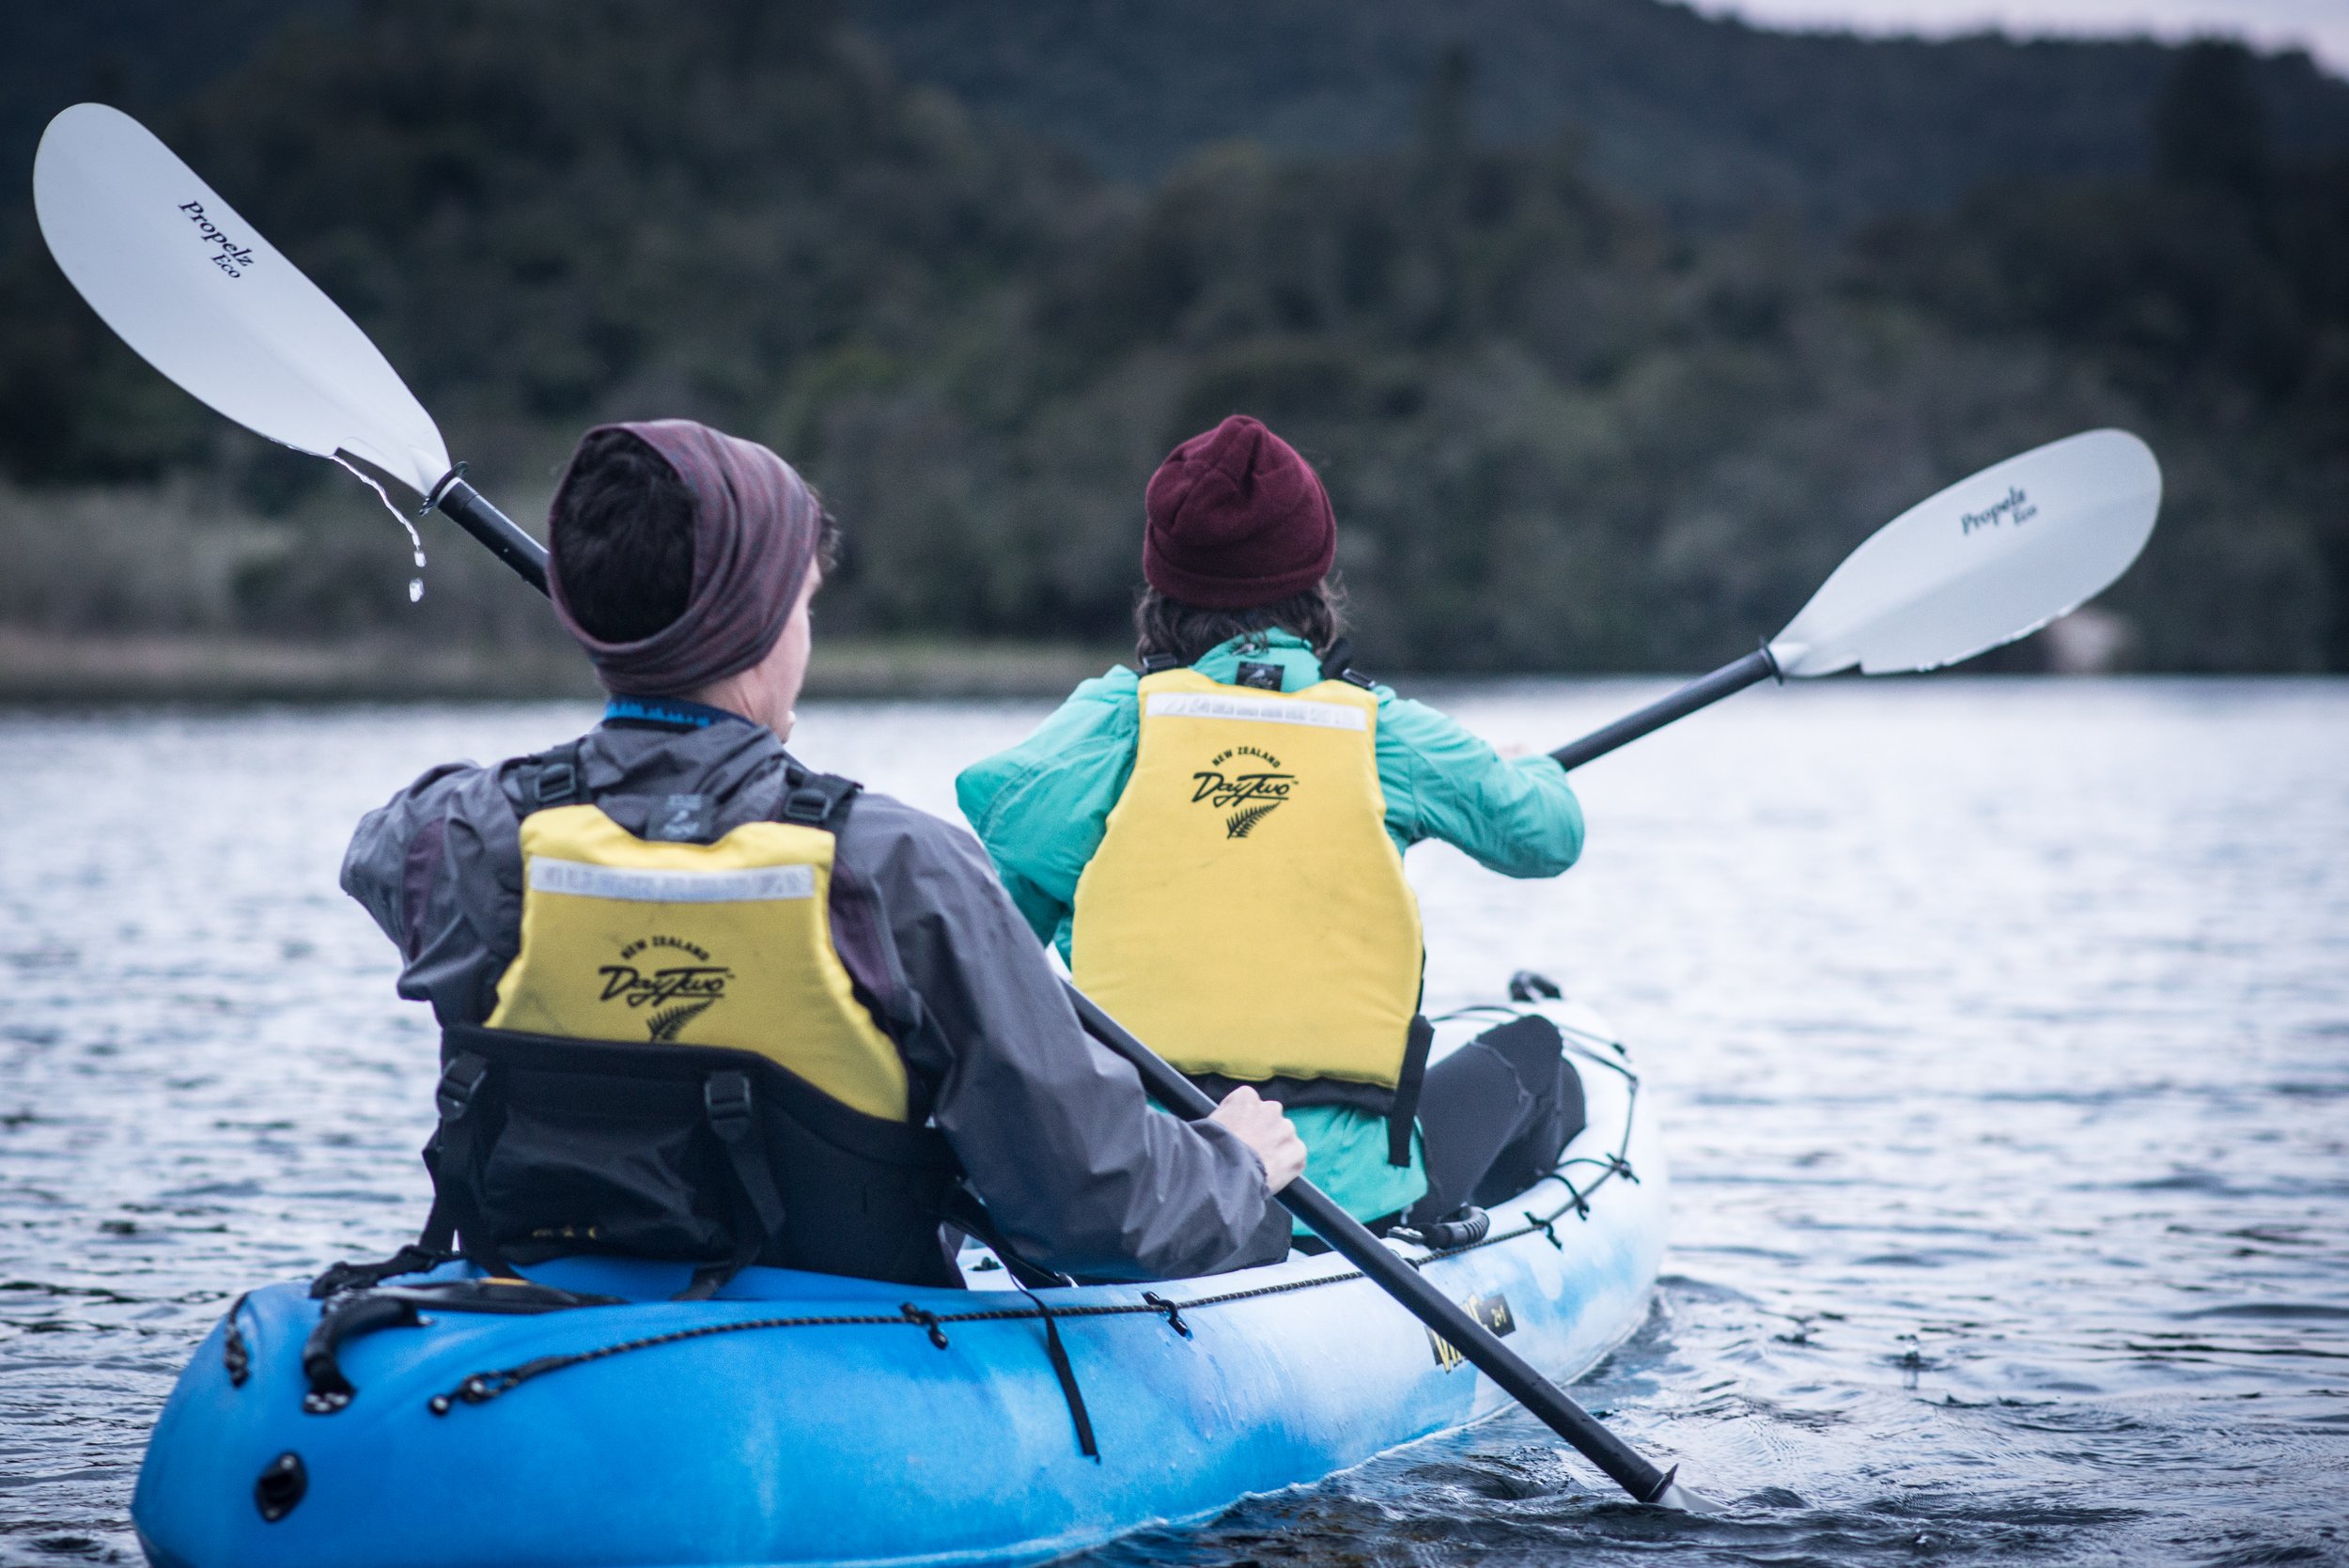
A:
2,681,2346,1566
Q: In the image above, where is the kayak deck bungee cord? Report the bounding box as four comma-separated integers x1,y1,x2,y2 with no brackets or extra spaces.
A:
132,996,1666,1568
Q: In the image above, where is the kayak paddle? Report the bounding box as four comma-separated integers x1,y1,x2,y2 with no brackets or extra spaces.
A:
33,103,1719,1513
1549,429,2162,770
32,102,546,590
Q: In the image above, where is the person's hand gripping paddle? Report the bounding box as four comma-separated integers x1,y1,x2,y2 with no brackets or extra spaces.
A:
34,101,2163,1514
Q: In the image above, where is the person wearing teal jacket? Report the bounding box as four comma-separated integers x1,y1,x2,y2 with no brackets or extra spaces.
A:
958,415,1588,1234
959,629,1586,959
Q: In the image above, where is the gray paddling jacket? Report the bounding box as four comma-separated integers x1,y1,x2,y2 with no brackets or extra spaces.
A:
340,714,1288,1283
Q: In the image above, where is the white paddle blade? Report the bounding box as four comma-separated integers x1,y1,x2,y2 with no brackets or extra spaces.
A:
32,103,450,498
1767,429,2161,677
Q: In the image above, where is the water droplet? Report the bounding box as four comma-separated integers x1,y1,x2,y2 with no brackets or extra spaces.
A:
332,453,429,607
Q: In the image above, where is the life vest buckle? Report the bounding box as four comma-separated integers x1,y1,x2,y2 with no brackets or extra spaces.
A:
779,784,833,824
532,760,579,807
435,1054,490,1123
703,1070,756,1140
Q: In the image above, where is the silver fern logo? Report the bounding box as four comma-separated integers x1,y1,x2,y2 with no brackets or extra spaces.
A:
1224,801,1282,838
646,997,719,1042
1191,745,1295,839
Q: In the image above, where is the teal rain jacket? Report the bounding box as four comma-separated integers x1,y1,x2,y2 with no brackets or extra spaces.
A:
957,630,1585,1227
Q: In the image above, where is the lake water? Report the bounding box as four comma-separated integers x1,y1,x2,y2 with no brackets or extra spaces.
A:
2,678,2344,1566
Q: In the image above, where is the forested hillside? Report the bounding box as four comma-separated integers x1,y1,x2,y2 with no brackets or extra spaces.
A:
1,0,2341,676
14,0,2347,229
856,0,2349,225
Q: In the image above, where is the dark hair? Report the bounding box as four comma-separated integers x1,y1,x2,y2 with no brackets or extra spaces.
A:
1133,576,1348,669
550,429,697,644
550,428,841,644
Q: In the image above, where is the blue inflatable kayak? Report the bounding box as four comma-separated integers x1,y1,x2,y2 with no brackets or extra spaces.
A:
132,998,1665,1568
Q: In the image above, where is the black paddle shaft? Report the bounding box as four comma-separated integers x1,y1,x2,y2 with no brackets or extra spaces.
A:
433,483,1690,1507
1548,646,1780,772
1061,988,1682,1505
431,476,551,595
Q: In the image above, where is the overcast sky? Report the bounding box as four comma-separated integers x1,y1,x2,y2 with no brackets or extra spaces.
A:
1688,0,2349,74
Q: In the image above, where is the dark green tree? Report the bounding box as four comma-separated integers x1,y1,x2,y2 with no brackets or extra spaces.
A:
2154,40,2273,199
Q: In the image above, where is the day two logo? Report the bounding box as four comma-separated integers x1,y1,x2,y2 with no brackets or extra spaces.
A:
597,934,731,1042
1191,745,1296,839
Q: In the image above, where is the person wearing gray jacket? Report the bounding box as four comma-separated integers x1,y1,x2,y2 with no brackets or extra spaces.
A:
341,419,1302,1288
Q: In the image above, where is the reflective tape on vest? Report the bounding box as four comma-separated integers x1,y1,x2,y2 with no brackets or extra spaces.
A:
527,858,817,903
1142,690,1368,730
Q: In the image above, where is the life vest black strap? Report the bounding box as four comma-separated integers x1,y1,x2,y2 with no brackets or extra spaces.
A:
1317,637,1377,690
677,1069,790,1300
419,1050,520,1278
1387,1015,1435,1169
706,1071,786,1236
515,740,585,812
779,765,860,829
1138,652,1183,674
512,743,862,836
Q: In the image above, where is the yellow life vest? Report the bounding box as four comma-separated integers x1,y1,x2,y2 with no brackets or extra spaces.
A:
1070,665,1423,1090
486,801,910,1123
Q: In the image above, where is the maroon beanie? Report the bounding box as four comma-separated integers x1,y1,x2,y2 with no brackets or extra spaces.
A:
1143,416,1336,609
547,419,819,697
